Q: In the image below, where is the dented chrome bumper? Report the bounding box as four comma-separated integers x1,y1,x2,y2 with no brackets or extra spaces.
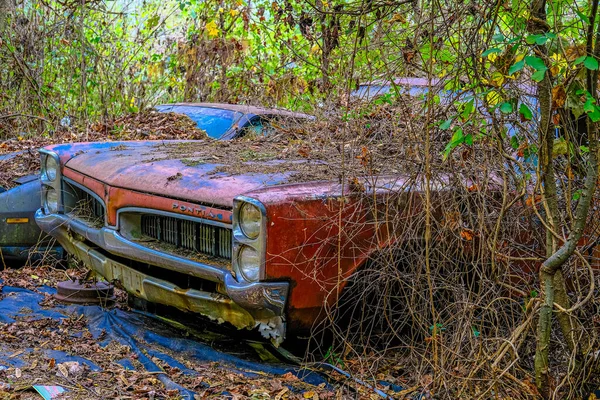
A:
35,210,289,343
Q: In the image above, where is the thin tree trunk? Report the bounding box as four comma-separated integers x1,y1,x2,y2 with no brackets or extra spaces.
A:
532,0,600,395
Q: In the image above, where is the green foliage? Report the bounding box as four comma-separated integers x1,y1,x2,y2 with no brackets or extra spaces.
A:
519,104,533,121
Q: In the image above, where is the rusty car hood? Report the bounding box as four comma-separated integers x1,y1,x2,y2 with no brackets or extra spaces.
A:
47,141,300,208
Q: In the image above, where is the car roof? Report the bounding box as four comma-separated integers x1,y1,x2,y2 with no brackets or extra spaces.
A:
158,102,313,119
357,77,443,87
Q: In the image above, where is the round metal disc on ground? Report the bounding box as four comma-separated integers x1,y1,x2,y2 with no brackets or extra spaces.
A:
55,280,115,304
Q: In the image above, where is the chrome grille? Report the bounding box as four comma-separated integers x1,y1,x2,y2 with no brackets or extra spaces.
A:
141,215,232,259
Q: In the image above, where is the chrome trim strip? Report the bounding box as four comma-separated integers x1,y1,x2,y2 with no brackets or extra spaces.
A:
38,211,227,283
115,207,231,231
103,229,227,283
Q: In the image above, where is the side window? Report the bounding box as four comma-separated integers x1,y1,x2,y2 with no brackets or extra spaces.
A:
239,117,278,137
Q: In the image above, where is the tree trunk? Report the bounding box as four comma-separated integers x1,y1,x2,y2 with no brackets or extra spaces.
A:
532,0,600,396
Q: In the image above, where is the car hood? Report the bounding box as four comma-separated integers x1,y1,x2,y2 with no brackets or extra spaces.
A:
48,140,298,208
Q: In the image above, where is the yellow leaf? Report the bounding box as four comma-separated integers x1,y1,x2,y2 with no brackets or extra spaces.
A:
490,71,505,87
487,52,498,62
229,9,239,17
388,13,406,23
303,391,316,399
31,274,39,280
206,20,219,37
486,90,501,105
515,53,525,62
218,7,224,13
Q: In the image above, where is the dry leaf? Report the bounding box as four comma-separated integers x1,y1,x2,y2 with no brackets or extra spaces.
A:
15,368,21,378
275,387,289,400
57,363,68,378
8,350,23,358
552,84,566,108
460,229,475,241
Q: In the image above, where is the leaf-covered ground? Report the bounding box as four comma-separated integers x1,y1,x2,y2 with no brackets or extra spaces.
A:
0,264,349,399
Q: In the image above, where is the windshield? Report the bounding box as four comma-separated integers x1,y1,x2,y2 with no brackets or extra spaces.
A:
155,105,243,139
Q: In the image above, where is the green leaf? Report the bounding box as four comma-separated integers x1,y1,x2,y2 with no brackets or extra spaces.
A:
510,135,520,150
492,33,505,42
573,190,582,201
519,104,533,120
146,14,160,29
531,70,546,82
482,48,502,57
508,60,525,75
589,105,600,122
584,56,599,70
439,118,452,130
580,145,589,153
465,133,473,146
500,102,513,114
525,56,546,71
584,97,595,113
443,127,464,159
576,10,590,24
546,32,557,39
460,100,474,121
574,55,587,65
525,35,539,45
535,36,548,45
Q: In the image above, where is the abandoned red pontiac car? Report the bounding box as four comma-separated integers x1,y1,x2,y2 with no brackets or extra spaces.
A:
35,103,412,344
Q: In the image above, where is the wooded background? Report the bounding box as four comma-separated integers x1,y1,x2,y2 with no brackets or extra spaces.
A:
2,0,600,398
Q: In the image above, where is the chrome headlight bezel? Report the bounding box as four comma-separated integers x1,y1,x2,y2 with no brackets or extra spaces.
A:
43,154,59,182
239,202,262,239
232,196,267,282
44,187,59,214
39,149,62,214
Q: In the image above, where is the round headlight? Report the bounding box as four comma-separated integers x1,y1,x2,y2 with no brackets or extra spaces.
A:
44,156,59,182
238,245,260,281
45,187,59,214
239,202,262,239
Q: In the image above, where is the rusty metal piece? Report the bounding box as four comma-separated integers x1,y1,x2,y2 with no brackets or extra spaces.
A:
55,280,115,304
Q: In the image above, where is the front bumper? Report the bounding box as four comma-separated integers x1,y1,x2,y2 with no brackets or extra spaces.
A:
35,210,289,341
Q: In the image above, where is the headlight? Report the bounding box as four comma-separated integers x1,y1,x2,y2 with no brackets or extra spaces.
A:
45,187,59,214
238,245,260,281
239,202,261,239
44,155,59,182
